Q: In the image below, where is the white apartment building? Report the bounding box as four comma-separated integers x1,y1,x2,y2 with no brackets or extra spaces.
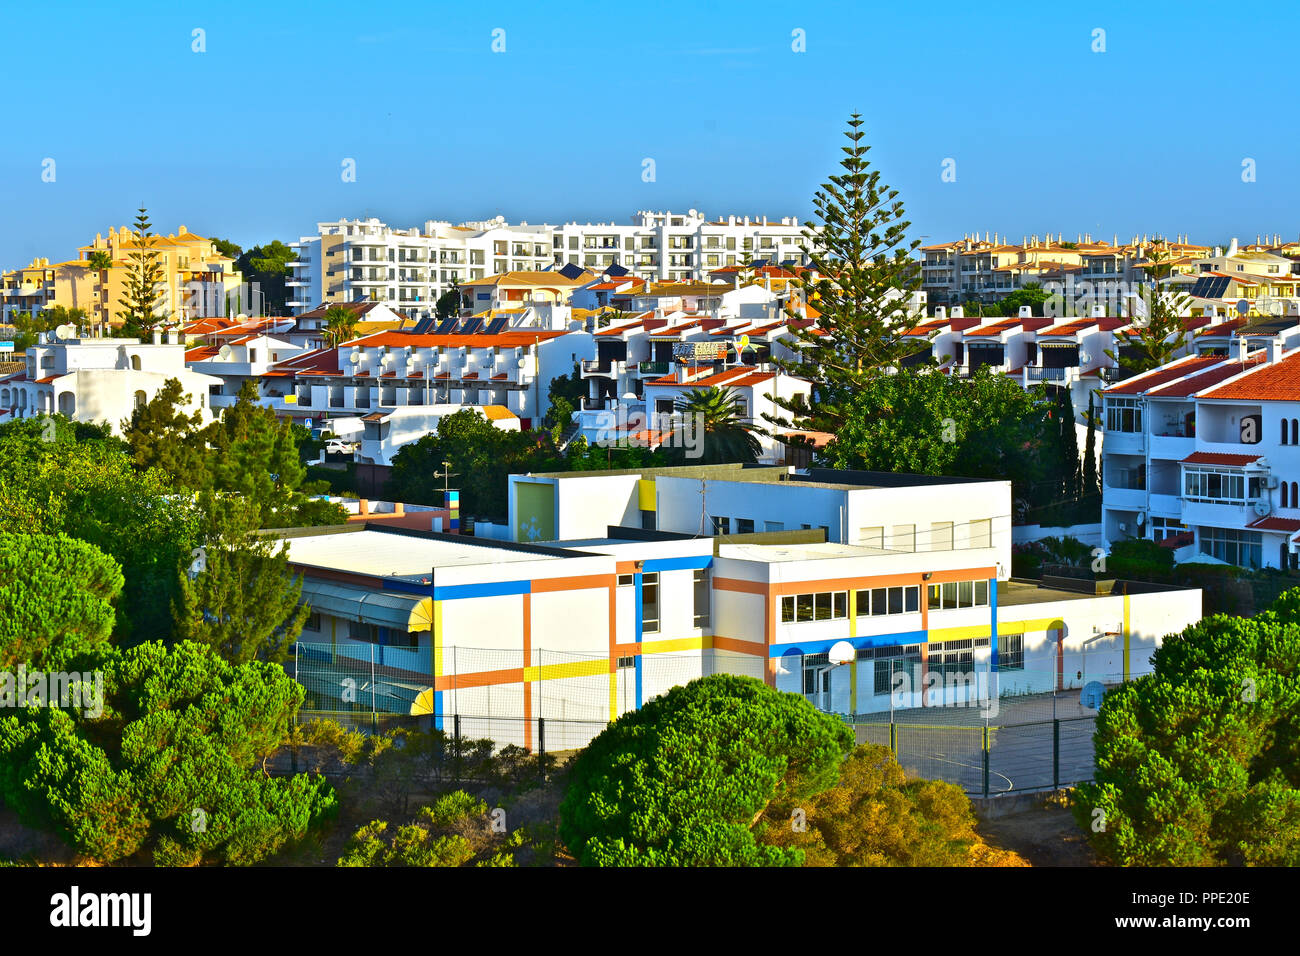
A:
1101,341,1300,570
0,331,221,433
286,211,813,315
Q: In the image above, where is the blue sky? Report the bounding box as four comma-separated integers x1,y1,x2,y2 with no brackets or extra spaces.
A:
1,0,1290,265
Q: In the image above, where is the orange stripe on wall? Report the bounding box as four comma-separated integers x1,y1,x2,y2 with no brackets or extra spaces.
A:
435,667,523,692
713,576,768,595
531,573,616,593
713,635,767,656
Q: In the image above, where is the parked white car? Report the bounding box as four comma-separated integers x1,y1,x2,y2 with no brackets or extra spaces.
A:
325,439,355,455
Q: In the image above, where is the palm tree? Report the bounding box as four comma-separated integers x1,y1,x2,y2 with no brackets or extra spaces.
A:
670,385,761,464
84,250,113,336
321,305,358,348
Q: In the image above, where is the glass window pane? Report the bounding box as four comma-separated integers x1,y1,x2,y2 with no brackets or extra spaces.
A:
905,586,919,613
888,587,903,614
928,585,941,609
781,596,795,623
872,588,887,615
941,582,957,608
974,580,989,606
797,594,813,622
958,581,974,607
855,590,870,616
833,592,847,619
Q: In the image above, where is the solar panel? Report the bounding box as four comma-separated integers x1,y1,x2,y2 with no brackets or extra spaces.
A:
459,316,484,334
485,315,509,334
412,316,439,334
435,316,459,334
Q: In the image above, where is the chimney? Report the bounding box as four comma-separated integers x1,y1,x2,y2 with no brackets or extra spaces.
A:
358,499,369,516
1235,337,1249,361
676,361,688,383
1227,238,1238,257
152,329,162,345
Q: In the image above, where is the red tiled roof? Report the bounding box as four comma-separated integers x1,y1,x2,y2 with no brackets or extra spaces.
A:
349,330,566,348
1180,452,1261,466
1202,351,1300,401
1144,356,1265,397
1248,516,1300,532
644,365,779,389
1102,355,1222,394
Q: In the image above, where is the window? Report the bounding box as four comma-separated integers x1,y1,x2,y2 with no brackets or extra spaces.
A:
873,652,922,696
854,586,920,617
711,515,730,535
349,621,379,643
781,595,796,623
968,519,992,549
641,572,659,633
1199,527,1262,569
693,569,710,628
617,656,635,669
796,593,813,622
1000,633,1024,670
927,579,991,610
813,592,834,620
931,521,954,551
617,573,634,587
1106,397,1143,433
736,518,755,535
1184,467,1250,503
764,521,784,532
305,611,322,632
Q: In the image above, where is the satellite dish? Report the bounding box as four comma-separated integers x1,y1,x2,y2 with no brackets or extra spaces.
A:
516,357,526,368
1236,299,1250,317
347,350,361,365
828,641,855,666
218,344,233,360
53,324,72,341
1254,498,1272,517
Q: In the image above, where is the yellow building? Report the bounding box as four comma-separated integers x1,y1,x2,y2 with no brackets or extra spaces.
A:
1,224,243,329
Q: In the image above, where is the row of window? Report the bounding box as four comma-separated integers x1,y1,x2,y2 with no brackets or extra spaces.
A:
616,569,711,632
780,586,920,623
1184,467,1261,504
779,579,992,625
866,634,1024,696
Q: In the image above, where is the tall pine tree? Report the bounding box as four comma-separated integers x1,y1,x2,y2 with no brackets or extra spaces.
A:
173,492,309,664
769,114,926,434
116,206,168,337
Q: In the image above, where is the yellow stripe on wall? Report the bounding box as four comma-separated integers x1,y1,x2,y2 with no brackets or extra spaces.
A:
433,600,443,676
640,636,708,654
522,658,610,682
609,671,618,720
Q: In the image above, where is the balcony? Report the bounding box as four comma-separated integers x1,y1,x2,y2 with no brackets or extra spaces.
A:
1025,366,1068,382
637,361,670,375
581,358,616,377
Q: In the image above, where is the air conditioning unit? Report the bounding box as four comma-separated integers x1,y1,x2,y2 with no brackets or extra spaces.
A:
1266,475,1280,489
1117,522,1128,533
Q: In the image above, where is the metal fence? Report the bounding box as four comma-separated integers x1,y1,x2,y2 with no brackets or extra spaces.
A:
849,682,1107,796
290,644,1124,792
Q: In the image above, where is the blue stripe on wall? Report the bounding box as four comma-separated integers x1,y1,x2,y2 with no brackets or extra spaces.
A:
769,629,928,658
643,555,713,572
990,577,999,671
635,655,643,708
433,580,531,601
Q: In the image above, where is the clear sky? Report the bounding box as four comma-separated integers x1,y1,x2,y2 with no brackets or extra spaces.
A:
1,0,1291,266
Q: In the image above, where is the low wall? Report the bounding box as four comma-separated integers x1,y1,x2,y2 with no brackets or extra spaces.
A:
1013,523,1103,547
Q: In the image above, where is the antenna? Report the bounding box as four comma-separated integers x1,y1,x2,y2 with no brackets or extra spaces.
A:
348,349,361,365
218,344,233,360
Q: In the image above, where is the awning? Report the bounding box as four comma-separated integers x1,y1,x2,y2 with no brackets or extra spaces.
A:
298,579,432,632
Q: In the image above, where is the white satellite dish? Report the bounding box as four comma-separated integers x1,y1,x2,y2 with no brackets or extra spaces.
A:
348,350,361,365
53,324,72,341
218,344,233,360
517,357,527,368
828,641,856,666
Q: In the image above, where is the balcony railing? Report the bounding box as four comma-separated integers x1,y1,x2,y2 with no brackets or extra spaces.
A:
581,359,614,374
1025,366,1068,381
638,361,670,374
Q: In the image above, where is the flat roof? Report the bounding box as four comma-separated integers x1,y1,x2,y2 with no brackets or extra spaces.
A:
717,541,894,563
281,529,560,577
995,580,1100,607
